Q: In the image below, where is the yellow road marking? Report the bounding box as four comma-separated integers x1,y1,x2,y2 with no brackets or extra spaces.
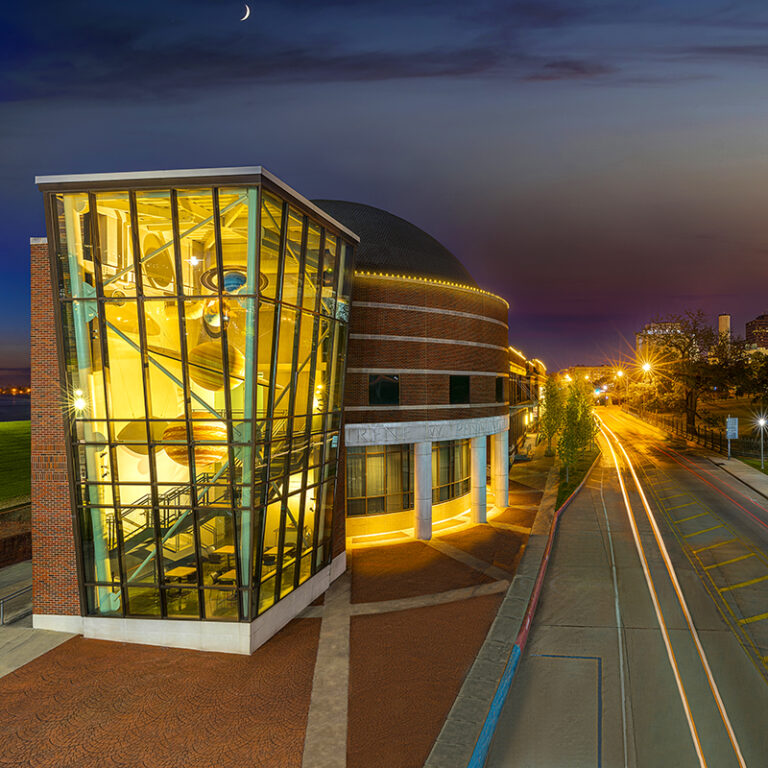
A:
703,554,755,571
683,525,724,539
693,539,735,554
739,611,768,626
659,493,688,501
668,501,697,511
676,512,708,524
719,574,768,593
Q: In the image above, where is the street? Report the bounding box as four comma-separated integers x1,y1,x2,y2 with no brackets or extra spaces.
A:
487,406,768,767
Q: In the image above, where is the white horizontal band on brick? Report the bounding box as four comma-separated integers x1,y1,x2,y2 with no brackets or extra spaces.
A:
346,413,510,446
30,237,48,245
345,402,504,412
351,301,508,329
346,368,506,377
349,334,508,352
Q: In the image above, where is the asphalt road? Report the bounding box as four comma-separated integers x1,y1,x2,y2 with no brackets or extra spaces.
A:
486,406,768,768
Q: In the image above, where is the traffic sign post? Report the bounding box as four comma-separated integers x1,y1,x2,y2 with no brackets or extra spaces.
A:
726,416,738,458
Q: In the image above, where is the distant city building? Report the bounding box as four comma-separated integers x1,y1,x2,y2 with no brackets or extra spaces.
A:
718,313,731,341
746,313,768,349
635,321,682,359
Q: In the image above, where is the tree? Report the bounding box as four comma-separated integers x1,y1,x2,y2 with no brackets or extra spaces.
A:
540,377,564,455
644,310,747,435
575,383,598,450
558,385,581,483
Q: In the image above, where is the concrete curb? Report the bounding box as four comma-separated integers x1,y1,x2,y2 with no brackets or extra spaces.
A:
706,458,768,502
423,451,602,768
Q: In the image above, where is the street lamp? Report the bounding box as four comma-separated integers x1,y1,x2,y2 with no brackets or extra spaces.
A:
758,418,766,471
642,362,652,373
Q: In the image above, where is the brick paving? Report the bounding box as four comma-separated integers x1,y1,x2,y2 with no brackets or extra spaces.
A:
440,525,525,575
348,541,493,604
348,595,503,768
0,619,321,768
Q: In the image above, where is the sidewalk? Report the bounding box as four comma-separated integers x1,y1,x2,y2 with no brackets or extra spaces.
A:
0,448,556,768
710,455,768,499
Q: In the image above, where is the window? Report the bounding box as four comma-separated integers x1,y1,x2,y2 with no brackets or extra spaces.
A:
346,444,413,515
369,374,399,406
496,376,506,403
449,375,470,404
432,439,471,503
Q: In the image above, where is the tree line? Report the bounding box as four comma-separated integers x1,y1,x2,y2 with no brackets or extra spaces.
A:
539,377,598,482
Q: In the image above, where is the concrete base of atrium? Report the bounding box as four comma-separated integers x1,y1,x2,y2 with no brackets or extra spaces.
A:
33,552,347,655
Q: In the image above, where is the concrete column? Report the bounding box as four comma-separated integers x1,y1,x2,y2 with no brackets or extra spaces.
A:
491,429,509,510
414,441,432,540
470,435,487,524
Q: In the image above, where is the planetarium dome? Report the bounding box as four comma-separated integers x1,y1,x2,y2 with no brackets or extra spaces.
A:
313,200,477,287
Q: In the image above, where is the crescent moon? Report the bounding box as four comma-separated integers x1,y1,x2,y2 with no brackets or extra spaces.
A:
240,3,250,20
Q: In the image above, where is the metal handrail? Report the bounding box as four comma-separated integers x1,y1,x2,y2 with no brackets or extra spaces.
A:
0,585,32,625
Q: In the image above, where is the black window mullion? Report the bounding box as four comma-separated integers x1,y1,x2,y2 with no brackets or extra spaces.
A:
169,189,205,619
211,187,244,620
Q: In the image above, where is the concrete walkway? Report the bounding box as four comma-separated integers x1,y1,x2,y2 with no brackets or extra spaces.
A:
710,455,768,498
0,560,74,679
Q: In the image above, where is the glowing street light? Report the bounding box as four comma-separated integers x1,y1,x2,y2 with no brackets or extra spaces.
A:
642,362,652,373
758,417,767,471
616,369,624,378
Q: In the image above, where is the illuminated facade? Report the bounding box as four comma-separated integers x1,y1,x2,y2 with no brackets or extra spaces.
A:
31,170,545,653
33,168,356,652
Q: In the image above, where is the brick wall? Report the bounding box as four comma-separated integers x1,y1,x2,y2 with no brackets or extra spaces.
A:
31,238,81,616
345,274,509,424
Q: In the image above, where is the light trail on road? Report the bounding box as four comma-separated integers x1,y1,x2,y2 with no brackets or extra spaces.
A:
598,421,708,768
599,415,748,768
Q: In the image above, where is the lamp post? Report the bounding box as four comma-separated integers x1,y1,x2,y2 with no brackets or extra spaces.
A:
759,418,766,471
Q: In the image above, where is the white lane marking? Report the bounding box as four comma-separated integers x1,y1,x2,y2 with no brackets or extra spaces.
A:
602,418,748,768
599,427,708,768
599,464,630,768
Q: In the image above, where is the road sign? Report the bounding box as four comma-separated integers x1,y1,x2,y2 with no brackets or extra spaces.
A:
726,417,738,440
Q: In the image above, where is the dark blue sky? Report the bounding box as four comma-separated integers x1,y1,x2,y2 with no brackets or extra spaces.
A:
4,0,768,380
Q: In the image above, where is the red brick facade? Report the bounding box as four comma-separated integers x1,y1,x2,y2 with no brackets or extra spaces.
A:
345,274,509,424
31,239,81,616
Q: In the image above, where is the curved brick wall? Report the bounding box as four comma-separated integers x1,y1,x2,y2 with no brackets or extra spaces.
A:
344,273,509,424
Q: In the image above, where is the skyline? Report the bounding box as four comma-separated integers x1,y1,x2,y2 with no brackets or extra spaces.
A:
4,0,768,372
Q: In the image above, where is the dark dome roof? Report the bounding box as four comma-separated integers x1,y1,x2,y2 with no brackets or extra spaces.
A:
313,200,477,287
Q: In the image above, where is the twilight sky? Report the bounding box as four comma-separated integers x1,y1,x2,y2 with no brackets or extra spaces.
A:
3,0,768,380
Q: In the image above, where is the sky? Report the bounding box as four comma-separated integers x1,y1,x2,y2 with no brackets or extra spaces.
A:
3,0,768,380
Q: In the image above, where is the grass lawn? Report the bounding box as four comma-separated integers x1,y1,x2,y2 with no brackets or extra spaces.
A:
739,457,768,476
0,421,30,506
556,447,600,509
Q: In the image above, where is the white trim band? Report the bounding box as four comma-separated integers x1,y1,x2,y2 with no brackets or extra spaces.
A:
346,368,506,377
349,334,508,352
346,413,509,446
351,301,508,329
346,402,504,412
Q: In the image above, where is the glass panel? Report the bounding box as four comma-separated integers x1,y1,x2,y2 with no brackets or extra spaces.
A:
80,506,120,586
86,584,122,617
320,233,337,316
94,191,136,297
165,588,199,618
126,586,162,616
56,193,93,299
203,588,238,620
257,300,276,419
282,209,303,307
160,507,198,582
135,191,176,298
176,188,216,296
295,311,317,419
303,222,321,312
259,500,281,613
260,193,283,300
199,512,235,585
104,303,145,420
218,187,253,291
120,507,157,583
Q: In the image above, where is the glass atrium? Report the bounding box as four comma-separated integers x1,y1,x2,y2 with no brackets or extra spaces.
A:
46,176,354,622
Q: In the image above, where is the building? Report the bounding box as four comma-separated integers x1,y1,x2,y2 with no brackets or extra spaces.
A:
313,201,513,543
746,313,768,349
509,347,545,452
31,167,544,654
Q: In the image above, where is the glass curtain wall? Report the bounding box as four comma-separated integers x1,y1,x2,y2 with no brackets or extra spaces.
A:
432,439,471,503
345,444,413,516
50,183,354,621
